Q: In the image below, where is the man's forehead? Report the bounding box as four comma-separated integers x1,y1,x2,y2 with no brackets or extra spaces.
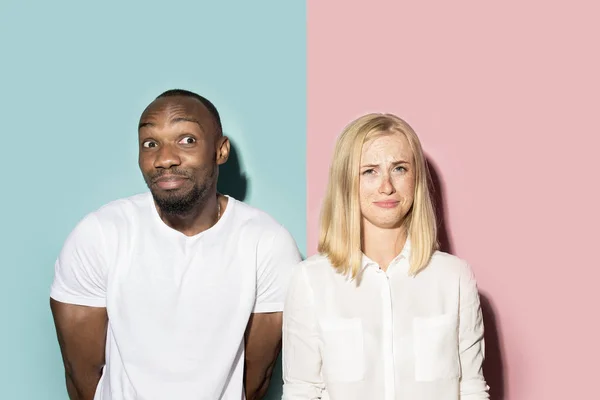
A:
140,97,207,121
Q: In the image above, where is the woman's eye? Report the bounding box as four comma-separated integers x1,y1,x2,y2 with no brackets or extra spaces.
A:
179,136,196,145
362,169,375,175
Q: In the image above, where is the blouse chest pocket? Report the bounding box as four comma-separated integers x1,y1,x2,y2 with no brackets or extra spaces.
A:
319,317,365,383
412,313,460,382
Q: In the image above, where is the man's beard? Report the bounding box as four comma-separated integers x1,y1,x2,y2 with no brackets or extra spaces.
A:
145,167,214,215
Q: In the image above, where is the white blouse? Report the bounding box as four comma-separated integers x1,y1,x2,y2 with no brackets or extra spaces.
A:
282,241,489,400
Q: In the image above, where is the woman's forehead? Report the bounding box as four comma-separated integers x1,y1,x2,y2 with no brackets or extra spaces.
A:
362,131,412,158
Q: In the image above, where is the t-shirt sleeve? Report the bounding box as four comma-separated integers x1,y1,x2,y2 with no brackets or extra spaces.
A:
50,213,108,307
253,224,302,313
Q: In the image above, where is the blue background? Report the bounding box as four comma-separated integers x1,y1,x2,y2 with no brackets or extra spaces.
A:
0,1,306,398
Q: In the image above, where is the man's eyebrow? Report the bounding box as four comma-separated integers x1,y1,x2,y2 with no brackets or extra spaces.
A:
138,121,154,129
138,117,205,130
170,117,204,130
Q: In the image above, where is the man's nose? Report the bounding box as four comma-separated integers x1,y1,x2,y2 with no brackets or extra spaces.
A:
154,144,181,169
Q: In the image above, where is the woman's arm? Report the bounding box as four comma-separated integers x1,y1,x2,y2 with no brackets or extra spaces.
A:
458,263,490,399
282,265,325,400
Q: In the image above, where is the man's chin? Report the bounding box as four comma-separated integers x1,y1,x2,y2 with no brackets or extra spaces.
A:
151,188,201,215
153,185,184,193
152,188,187,201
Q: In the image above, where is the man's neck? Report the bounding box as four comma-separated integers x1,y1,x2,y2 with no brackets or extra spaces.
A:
157,193,221,237
362,221,407,272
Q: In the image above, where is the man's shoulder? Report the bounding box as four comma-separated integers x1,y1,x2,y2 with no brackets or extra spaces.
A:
57,193,151,263
70,192,152,237
227,198,300,253
227,197,286,232
90,192,151,222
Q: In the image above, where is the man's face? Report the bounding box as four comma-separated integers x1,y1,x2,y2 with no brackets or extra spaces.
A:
138,96,226,215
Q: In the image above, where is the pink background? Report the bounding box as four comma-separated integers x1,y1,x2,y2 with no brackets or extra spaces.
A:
307,1,600,399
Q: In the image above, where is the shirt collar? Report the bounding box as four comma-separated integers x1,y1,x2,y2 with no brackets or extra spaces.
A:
361,236,412,270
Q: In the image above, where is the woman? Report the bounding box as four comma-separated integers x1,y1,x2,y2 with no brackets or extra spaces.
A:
282,114,489,399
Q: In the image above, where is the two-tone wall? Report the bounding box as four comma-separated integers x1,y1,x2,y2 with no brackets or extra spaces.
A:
1,1,598,399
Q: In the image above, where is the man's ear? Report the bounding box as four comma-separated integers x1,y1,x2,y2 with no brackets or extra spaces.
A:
216,136,230,166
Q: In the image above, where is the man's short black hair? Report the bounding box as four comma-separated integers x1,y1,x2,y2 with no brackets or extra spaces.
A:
156,89,222,134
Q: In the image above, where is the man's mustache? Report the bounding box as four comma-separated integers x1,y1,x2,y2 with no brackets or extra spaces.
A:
149,168,193,183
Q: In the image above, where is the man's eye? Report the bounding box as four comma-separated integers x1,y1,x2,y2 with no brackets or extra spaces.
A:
179,136,196,145
142,141,157,148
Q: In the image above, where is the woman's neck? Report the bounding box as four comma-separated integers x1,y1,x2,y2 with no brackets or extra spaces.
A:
362,221,407,272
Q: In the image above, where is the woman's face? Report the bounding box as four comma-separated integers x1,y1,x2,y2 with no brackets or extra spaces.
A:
359,131,416,230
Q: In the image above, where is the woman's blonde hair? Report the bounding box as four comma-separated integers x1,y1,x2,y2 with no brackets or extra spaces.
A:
318,113,438,278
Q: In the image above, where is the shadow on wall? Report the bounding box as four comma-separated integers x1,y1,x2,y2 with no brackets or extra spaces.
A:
217,137,249,202
427,156,505,400
216,137,284,399
223,150,506,399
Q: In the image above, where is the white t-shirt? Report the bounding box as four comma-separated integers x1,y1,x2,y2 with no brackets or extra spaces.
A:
50,192,302,400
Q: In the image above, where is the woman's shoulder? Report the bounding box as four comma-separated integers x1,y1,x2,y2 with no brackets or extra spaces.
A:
298,253,334,271
423,250,476,279
293,253,346,281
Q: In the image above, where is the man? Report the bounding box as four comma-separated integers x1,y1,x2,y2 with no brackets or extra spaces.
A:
50,89,302,400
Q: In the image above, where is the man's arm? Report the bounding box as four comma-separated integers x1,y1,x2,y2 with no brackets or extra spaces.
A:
50,299,108,400
247,223,302,399
50,212,109,399
244,312,283,400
